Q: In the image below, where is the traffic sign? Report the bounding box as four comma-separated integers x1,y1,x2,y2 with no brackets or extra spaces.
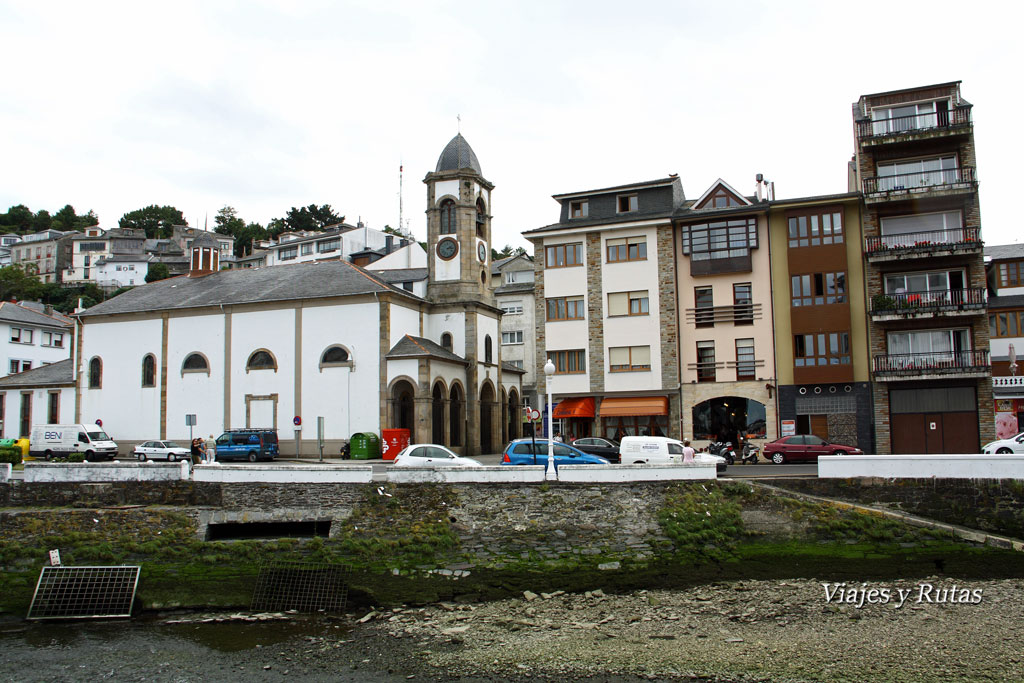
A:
528,409,540,422
293,416,302,426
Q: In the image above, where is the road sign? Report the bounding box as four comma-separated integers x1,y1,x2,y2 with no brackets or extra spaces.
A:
527,409,540,422
185,414,197,426
293,416,302,426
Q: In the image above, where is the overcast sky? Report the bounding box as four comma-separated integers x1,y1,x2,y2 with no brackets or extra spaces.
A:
1,1,1019,251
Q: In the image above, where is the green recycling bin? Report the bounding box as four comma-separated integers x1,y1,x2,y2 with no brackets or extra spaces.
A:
349,432,380,460
0,439,16,448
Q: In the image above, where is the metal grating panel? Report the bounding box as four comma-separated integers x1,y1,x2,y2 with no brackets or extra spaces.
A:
251,562,351,614
28,566,140,620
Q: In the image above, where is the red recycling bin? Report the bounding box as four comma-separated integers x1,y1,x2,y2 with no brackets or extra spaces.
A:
381,428,411,461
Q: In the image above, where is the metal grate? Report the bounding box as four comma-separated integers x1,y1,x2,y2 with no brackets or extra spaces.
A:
251,562,351,614
28,566,141,620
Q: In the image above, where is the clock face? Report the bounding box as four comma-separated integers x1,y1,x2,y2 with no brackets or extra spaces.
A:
478,243,487,263
437,238,458,260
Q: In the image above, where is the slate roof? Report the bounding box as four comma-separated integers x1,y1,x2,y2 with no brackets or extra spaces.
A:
0,358,73,387
0,302,72,328
371,268,428,284
192,231,221,248
490,254,533,275
501,362,527,374
386,335,467,365
495,282,535,295
76,259,420,317
985,243,1024,261
435,134,482,175
551,177,680,200
524,208,677,235
989,294,1024,309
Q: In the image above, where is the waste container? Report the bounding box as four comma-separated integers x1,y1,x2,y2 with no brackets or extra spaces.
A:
0,439,16,448
381,429,411,461
15,438,30,457
348,432,380,460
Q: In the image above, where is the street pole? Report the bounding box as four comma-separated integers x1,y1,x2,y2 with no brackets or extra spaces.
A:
544,358,556,481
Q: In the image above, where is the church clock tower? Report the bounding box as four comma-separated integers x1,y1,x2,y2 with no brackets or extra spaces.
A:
424,134,494,303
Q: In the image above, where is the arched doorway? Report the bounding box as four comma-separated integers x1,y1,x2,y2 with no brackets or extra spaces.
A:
432,382,445,445
391,380,416,437
449,383,464,447
500,388,508,445
480,382,495,454
507,389,520,441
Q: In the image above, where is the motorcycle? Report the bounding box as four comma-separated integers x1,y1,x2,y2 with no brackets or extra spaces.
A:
740,443,759,464
708,441,735,465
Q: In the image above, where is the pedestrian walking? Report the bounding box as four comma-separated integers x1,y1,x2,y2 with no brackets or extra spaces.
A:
682,439,696,464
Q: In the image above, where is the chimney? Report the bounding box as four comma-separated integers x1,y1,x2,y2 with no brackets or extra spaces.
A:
399,238,408,248
386,235,394,253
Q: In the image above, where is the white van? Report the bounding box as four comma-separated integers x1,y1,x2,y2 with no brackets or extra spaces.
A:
619,436,727,472
29,424,119,461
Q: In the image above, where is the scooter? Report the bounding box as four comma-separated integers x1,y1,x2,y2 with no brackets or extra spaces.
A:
740,444,759,464
708,441,736,465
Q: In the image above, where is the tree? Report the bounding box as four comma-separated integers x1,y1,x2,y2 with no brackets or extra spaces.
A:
145,263,171,283
1,205,34,233
0,265,45,301
214,206,266,256
214,206,245,236
33,209,52,231
52,204,100,232
120,205,187,239
271,204,345,236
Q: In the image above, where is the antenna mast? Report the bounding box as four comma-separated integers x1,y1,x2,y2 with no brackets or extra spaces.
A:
398,160,404,237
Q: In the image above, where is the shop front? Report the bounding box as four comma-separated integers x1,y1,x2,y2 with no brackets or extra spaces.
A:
599,396,670,440
551,397,596,441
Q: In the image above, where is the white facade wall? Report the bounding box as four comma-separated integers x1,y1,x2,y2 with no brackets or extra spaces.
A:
229,308,296,431
498,292,535,382
434,179,459,201
0,386,74,439
95,261,148,288
991,338,1021,359
166,313,225,439
389,304,422,350
2,321,72,378
542,238,590,394
425,311,466,354
368,244,427,270
387,358,419,388
434,245,461,281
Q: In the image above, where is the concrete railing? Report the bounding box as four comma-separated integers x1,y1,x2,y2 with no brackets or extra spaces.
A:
557,463,717,482
193,463,374,483
23,461,189,482
819,455,1024,479
0,463,11,483
387,466,546,484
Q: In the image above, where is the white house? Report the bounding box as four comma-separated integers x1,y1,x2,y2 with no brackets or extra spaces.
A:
0,302,73,378
0,359,74,438
94,254,152,289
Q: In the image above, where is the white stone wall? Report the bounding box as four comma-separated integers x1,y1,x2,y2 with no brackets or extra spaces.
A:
819,455,1024,479
24,461,188,482
194,463,373,483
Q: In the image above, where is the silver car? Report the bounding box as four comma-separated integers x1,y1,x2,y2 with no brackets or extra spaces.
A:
134,440,192,462
392,444,482,467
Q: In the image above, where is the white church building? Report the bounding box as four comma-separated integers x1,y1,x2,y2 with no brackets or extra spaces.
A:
71,135,524,456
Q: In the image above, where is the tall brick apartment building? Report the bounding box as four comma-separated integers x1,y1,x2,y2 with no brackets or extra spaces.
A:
850,81,993,453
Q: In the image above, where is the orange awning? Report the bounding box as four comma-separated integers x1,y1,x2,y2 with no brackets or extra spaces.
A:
598,396,669,417
552,397,596,419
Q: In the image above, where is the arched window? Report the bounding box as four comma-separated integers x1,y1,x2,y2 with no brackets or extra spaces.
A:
182,353,209,375
476,198,486,238
320,345,353,369
88,357,102,389
440,332,453,352
440,199,456,234
246,349,277,372
141,354,156,387
484,335,493,364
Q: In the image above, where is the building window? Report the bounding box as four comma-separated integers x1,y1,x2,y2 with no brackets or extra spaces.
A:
182,353,209,374
79,241,105,251
990,311,1024,338
500,301,523,315
999,261,1024,288
141,354,156,387
880,210,962,242
317,238,340,253
501,331,524,345
47,391,60,423
506,359,524,369
301,243,313,255
551,349,586,374
787,209,843,248
439,199,456,234
88,357,102,388
707,189,744,208
871,100,946,134
876,155,958,191
609,345,651,372
735,339,756,380
279,247,297,260
546,296,585,321
440,332,453,352
569,200,588,218
246,349,277,372
9,360,31,374
617,194,638,213
795,332,851,367
887,329,969,357
10,328,33,344
692,397,767,441
695,287,714,327
696,341,716,382
791,272,847,306
484,336,493,364
476,199,486,238
320,345,352,369
607,290,649,317
545,243,583,268
606,236,647,263
681,217,757,260
733,283,753,324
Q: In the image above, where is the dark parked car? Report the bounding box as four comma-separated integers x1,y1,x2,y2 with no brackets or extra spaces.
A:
213,429,279,462
502,439,610,468
763,435,863,464
571,437,621,463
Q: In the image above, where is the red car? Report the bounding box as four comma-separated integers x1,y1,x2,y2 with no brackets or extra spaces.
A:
763,435,863,464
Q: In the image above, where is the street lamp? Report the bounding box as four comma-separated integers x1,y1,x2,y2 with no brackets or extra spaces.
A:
544,358,556,480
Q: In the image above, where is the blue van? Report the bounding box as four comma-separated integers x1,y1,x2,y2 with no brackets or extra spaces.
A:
214,429,279,462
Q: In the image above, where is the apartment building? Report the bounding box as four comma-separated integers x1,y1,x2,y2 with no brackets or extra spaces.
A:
491,254,539,421
851,81,992,453
767,192,874,450
10,229,75,283
63,227,147,286
986,243,1024,438
0,301,72,380
524,177,682,440
673,179,776,448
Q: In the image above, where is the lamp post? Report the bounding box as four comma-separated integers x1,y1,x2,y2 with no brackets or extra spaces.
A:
544,358,557,480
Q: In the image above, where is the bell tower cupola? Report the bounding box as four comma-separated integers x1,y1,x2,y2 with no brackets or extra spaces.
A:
424,133,494,303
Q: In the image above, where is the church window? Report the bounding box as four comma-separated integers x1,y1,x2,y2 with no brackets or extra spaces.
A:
485,335,493,364
320,345,353,370
88,357,102,388
246,349,277,372
440,333,453,352
476,199,486,238
440,199,456,234
141,354,156,387
182,353,209,374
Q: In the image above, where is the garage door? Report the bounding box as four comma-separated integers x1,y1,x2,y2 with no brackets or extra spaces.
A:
889,387,978,454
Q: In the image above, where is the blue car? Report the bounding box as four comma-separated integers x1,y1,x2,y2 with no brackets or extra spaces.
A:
501,439,610,468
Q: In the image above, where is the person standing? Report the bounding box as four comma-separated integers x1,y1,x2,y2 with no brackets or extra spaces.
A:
204,434,216,463
682,439,696,464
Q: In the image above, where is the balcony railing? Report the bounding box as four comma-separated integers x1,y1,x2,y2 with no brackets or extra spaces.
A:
994,375,1024,389
864,226,981,254
863,166,975,195
856,106,972,140
873,349,990,378
869,288,987,316
685,303,762,327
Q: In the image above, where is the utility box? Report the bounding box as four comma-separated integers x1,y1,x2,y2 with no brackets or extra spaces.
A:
348,432,380,460
381,429,410,461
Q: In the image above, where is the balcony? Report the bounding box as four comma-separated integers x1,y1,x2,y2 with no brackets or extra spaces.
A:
856,106,972,145
993,375,1024,396
872,349,990,381
685,303,762,327
862,167,976,204
864,226,982,262
869,288,987,321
